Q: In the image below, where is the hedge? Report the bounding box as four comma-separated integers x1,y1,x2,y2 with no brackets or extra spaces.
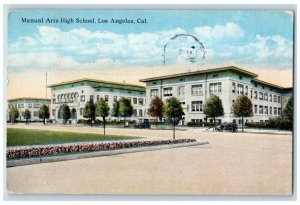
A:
186,121,219,127
245,118,292,130
7,139,196,160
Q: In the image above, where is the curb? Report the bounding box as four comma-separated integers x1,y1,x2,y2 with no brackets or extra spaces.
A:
7,141,209,168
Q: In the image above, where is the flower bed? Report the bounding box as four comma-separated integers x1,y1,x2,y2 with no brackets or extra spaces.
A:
7,139,196,160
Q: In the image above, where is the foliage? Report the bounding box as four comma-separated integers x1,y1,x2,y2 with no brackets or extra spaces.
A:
284,95,293,121
203,95,224,122
38,104,50,125
149,96,164,122
164,97,184,139
58,104,71,124
119,97,133,119
95,99,110,135
186,121,219,127
9,108,19,124
111,101,120,118
245,118,292,130
232,95,253,131
23,109,31,124
83,101,96,127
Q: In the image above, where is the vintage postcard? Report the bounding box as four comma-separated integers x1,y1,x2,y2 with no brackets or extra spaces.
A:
5,9,294,196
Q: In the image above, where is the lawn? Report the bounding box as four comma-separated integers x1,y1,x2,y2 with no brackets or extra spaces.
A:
7,128,140,146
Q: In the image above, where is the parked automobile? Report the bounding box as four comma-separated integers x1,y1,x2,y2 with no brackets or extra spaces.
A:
214,122,238,132
134,122,151,129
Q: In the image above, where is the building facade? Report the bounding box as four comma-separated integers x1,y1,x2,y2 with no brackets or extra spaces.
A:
48,78,146,123
7,98,51,121
140,66,292,125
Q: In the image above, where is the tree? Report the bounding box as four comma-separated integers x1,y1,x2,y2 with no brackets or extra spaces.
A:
119,97,133,121
164,97,184,139
284,95,293,121
83,101,96,127
203,95,224,123
111,101,120,120
9,108,19,124
23,109,31,125
58,104,71,124
233,95,253,132
149,96,164,125
96,99,110,135
39,104,50,125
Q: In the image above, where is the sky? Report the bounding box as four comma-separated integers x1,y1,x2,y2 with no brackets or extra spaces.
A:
7,10,294,99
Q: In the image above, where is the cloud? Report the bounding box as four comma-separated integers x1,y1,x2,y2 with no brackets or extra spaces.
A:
194,22,244,41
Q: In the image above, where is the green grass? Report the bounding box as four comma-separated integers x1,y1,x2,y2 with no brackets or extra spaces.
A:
7,128,140,147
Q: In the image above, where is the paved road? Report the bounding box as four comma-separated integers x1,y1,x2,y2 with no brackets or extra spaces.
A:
6,124,292,195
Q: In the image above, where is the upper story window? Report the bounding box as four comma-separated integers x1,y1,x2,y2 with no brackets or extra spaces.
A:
150,89,159,98
28,104,32,108
138,98,144,105
265,106,268,115
273,95,277,102
133,98,137,105
254,91,257,99
209,82,222,94
163,87,173,97
237,84,244,94
232,82,236,93
239,76,243,80
178,86,185,96
270,94,272,102
245,86,248,96
278,96,281,103
191,84,203,96
259,105,263,114
52,99,56,104
264,93,268,101
90,95,94,103
270,107,272,115
80,95,85,102
33,104,40,108
191,101,203,112
259,92,263,100
105,95,109,102
254,105,257,114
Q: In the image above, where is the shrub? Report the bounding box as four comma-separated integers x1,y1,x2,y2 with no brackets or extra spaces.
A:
186,121,218,127
245,118,292,130
6,139,197,159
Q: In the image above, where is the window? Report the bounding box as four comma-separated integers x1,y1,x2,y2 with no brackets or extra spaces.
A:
150,89,159,98
52,99,56,104
139,109,143,116
274,107,277,115
232,82,236,93
105,95,109,102
178,86,185,95
237,84,244,94
163,87,173,97
278,108,281,116
34,111,39,117
133,98,137,105
259,105,263,114
33,104,40,108
245,86,248,96
191,101,203,112
278,96,281,103
265,106,268,115
250,90,253,99
90,95,94,103
28,104,32,108
273,95,277,102
113,96,117,102
264,93,268,101
270,107,272,115
270,94,272,102
80,108,84,115
21,104,24,108
191,84,203,95
239,76,243,80
254,91,257,99
52,109,56,117
138,98,144,105
254,105,258,114
80,95,85,102
213,74,219,77
209,82,222,94
259,92,263,100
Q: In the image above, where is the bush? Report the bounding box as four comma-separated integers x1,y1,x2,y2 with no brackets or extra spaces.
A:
245,118,292,130
6,139,197,159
